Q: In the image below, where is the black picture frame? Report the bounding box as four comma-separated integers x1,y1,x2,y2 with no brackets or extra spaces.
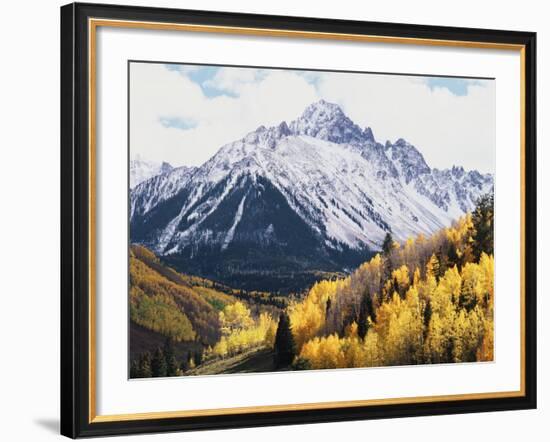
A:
61,2,537,438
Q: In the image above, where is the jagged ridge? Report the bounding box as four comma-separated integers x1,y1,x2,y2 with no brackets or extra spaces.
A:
130,100,493,291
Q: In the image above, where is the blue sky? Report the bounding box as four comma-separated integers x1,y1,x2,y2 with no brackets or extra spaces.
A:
166,64,482,98
159,116,197,130
166,64,230,98
425,77,482,96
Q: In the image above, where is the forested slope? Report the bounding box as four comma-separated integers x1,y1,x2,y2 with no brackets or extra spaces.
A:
286,195,495,369
130,245,236,348
130,195,494,377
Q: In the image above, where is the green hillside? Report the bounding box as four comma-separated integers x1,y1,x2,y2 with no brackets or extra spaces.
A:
130,245,238,348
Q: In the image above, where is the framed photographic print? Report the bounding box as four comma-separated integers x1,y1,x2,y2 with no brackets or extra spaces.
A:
60,2,537,438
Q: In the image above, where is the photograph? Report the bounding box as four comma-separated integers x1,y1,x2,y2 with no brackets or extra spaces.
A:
128,62,496,378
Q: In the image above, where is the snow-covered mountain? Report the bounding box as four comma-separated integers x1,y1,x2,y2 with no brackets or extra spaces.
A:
130,156,173,188
130,100,493,291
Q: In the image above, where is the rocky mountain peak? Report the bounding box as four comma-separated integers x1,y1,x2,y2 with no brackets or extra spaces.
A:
385,138,431,184
300,99,345,119
130,157,174,188
363,127,375,142
289,99,365,145
451,165,465,178
160,161,173,174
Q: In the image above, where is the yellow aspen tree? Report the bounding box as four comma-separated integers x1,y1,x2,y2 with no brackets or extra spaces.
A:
451,306,485,362
374,289,422,366
478,253,495,314
299,335,346,369
460,262,484,310
424,266,462,363
362,329,382,367
477,318,494,361
426,254,440,280
391,265,411,295
413,267,421,287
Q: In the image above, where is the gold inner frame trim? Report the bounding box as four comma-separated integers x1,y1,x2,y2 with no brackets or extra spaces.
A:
88,17,527,424
91,390,524,423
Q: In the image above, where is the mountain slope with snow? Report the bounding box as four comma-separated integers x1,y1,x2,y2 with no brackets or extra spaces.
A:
130,156,174,188
130,100,493,292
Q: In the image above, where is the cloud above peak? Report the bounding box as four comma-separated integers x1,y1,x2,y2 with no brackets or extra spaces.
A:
130,62,494,173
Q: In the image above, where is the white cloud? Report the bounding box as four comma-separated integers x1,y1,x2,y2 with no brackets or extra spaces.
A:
203,67,263,94
167,64,203,75
317,73,495,173
130,63,317,167
130,63,494,174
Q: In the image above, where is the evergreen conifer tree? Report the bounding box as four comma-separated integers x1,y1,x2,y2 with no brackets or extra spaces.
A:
163,338,178,377
437,247,448,278
367,291,376,323
194,350,203,366
151,347,167,377
274,311,296,368
472,193,494,260
358,290,374,340
138,352,152,378
382,232,393,256
423,299,432,340
325,296,332,317
382,232,394,281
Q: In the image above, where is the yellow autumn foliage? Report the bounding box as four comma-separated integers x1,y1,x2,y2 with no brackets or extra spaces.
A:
289,278,347,350
374,287,423,365
213,303,276,358
291,213,494,370
391,264,411,293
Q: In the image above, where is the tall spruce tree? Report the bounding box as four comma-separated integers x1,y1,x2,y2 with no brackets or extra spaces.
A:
436,247,448,279
382,232,394,281
447,243,459,269
358,291,370,341
367,292,376,323
163,338,178,377
151,347,167,377
382,232,393,256
423,299,432,339
472,193,494,260
274,311,296,368
194,350,203,366
137,352,152,378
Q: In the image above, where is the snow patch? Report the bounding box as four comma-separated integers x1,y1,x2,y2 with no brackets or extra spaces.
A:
221,193,248,251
